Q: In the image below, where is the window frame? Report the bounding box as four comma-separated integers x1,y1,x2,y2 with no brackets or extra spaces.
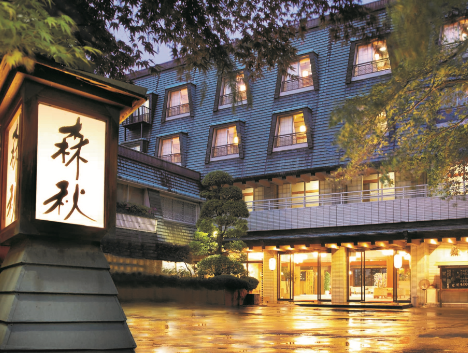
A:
346,39,391,83
155,131,189,167
213,71,250,112
267,107,314,154
205,120,246,163
162,83,195,122
274,52,319,99
158,136,182,165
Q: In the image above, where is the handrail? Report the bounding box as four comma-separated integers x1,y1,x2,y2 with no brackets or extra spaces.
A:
281,75,313,92
274,132,307,148
167,103,190,117
353,58,390,77
122,106,151,125
212,143,239,157
245,184,445,211
219,91,247,106
160,153,181,164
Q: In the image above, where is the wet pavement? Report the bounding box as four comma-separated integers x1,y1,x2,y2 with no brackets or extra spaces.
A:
122,302,468,352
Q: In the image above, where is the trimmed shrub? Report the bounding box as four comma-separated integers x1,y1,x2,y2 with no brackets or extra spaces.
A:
111,272,259,292
116,201,156,218
196,255,247,277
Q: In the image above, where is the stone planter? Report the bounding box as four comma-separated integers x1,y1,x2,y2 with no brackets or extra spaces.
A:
243,293,260,305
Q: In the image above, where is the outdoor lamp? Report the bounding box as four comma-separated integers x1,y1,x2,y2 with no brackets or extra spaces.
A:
299,125,307,133
269,257,276,271
394,254,403,269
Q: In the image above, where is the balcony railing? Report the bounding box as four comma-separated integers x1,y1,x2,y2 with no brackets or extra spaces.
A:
160,153,181,164
246,185,429,211
353,58,391,77
212,144,239,158
246,184,468,231
219,91,247,106
122,106,151,126
167,103,190,117
281,75,313,92
274,132,307,148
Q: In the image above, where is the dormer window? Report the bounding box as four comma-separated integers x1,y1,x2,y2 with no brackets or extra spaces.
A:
218,74,247,109
273,114,308,151
442,20,468,44
211,126,239,160
281,58,313,95
167,88,189,119
350,40,391,81
159,136,181,165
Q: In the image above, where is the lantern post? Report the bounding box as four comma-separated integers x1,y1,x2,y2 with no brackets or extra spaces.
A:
0,58,146,352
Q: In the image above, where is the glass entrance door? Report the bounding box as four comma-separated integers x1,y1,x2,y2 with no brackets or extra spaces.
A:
293,252,319,301
279,254,292,300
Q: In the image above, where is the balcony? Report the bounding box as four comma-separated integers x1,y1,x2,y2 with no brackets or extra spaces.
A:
246,184,468,232
274,132,307,148
212,144,239,158
167,103,190,118
160,153,182,164
281,75,313,92
353,58,391,78
122,106,151,127
219,91,247,106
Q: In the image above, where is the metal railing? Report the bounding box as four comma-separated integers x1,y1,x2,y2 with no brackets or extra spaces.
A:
274,132,307,148
219,91,247,106
246,184,432,211
212,144,239,158
160,153,181,164
281,75,313,92
353,58,391,77
122,106,151,125
167,103,190,117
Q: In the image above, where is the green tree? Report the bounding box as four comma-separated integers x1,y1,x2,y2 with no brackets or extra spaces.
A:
3,0,379,80
331,0,468,195
195,171,249,255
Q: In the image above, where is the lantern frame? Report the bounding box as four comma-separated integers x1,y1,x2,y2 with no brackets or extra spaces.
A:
0,80,120,245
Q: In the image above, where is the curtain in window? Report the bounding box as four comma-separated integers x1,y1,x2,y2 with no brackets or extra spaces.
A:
443,23,459,43
356,43,372,64
299,58,312,77
180,88,189,104
172,137,180,154
278,116,293,135
169,91,180,107
161,139,172,155
215,127,228,146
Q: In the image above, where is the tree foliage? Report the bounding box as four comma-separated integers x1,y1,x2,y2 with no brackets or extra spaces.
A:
331,0,468,195
196,255,247,277
3,0,383,80
195,170,249,255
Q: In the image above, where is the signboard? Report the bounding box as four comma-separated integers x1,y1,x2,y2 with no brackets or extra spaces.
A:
35,104,106,228
441,267,468,289
3,108,21,228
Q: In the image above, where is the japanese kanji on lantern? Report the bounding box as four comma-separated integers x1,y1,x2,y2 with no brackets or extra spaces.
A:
36,104,106,228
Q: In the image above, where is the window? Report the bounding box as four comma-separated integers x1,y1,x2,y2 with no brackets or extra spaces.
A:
117,184,146,205
219,74,247,108
161,196,198,224
159,136,181,165
442,20,468,44
281,58,313,94
167,88,189,119
352,40,391,80
437,89,468,127
211,126,239,160
273,114,308,151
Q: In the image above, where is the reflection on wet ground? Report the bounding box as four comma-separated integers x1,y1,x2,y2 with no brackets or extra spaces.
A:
122,302,468,352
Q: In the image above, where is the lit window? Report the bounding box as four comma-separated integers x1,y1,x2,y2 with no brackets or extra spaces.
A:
353,40,390,79
273,114,307,150
442,19,468,44
219,74,247,107
282,58,313,93
167,88,189,119
212,126,239,159
159,136,181,165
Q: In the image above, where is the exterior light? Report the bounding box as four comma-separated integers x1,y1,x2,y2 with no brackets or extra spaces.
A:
299,125,306,133
394,254,402,269
239,84,246,92
302,70,309,77
233,136,239,144
269,257,276,271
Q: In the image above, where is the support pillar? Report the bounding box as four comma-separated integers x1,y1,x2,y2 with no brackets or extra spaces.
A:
262,251,278,304
0,237,135,351
331,248,347,303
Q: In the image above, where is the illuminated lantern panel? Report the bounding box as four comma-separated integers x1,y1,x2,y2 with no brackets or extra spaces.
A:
269,257,276,271
35,104,106,228
394,254,403,269
3,108,21,228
